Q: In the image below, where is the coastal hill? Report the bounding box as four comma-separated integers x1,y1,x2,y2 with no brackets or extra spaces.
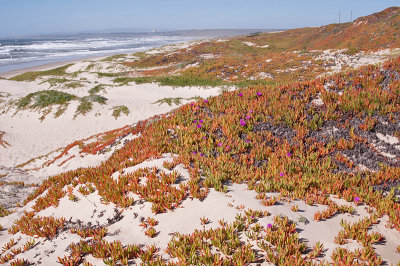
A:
250,6,400,51
0,7,399,265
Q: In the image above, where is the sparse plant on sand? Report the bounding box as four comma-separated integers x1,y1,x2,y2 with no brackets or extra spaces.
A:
111,105,129,119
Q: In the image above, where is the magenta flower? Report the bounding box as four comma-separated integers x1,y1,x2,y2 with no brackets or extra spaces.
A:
246,115,251,120
354,197,360,202
190,103,194,106
197,124,202,128
193,151,197,154
245,140,250,143
249,110,253,113
240,119,246,126
199,119,203,123
239,92,243,96
280,172,284,177
267,223,272,228
257,92,262,96
200,153,203,157
204,100,208,103
287,152,292,157
218,143,223,147
194,120,197,123
226,145,230,149
203,136,206,140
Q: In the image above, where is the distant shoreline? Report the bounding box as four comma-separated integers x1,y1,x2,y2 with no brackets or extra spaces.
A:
0,55,106,79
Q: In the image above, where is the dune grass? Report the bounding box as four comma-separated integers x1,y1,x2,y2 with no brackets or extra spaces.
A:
153,96,201,106
111,105,129,119
88,85,106,95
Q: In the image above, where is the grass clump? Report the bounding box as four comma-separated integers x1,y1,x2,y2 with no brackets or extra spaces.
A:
16,90,77,109
111,105,129,119
113,75,226,87
75,99,93,117
88,85,106,95
10,64,73,82
65,81,83,89
157,75,225,87
97,72,125,78
82,95,107,105
153,96,201,106
75,95,107,118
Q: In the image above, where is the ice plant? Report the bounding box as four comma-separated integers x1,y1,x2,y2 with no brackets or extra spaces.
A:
240,119,246,126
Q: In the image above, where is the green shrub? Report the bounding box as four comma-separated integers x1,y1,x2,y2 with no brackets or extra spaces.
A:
81,95,107,105
16,90,77,109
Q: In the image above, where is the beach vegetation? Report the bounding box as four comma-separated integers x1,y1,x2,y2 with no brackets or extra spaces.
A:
88,84,106,95
16,90,77,109
75,95,107,118
153,96,201,106
97,72,125,78
111,105,129,119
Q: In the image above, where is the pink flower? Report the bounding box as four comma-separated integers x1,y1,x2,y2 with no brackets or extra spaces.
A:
287,152,292,157
203,136,206,140
190,103,194,106
197,124,202,128
218,143,223,147
267,223,272,228
194,120,197,123
280,172,284,177
200,153,203,157
199,119,203,123
246,115,251,120
354,197,360,202
245,140,250,143
239,93,243,96
240,119,246,126
257,92,262,96
204,100,208,103
226,145,230,149
193,151,197,154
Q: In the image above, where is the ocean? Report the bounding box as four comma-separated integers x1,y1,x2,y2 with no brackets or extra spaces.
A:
0,33,201,74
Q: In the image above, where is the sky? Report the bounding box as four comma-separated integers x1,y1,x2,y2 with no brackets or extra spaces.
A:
0,0,399,37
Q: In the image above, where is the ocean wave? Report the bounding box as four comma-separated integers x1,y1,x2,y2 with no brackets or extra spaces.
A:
0,35,195,73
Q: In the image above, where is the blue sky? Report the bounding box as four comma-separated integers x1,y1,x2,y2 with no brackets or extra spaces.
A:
0,0,398,37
